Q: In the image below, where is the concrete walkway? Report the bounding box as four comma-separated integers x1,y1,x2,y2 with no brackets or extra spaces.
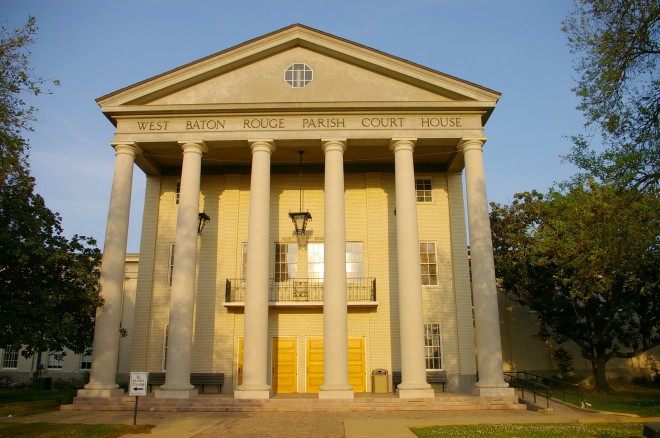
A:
2,398,657,437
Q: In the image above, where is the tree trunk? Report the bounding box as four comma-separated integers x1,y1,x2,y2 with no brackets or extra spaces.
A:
591,349,612,393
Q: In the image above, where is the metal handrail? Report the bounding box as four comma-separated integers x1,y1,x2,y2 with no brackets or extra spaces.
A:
225,277,377,303
504,371,585,408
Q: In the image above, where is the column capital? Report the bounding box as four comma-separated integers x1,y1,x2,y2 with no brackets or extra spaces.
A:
389,138,417,153
457,137,488,152
178,141,208,154
110,141,142,156
321,138,347,154
248,139,276,154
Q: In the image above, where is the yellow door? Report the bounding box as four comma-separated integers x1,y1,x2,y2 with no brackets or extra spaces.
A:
305,337,366,393
348,337,366,392
306,338,324,393
237,337,243,386
272,337,297,393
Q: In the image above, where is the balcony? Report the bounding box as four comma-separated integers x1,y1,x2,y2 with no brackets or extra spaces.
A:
224,277,377,308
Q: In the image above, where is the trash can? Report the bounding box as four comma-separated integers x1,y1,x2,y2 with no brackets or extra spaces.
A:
372,369,388,393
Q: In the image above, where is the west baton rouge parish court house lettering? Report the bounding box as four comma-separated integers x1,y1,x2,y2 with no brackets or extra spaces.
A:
77,24,515,400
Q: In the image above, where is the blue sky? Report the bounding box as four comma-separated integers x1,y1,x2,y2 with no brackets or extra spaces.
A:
4,0,586,252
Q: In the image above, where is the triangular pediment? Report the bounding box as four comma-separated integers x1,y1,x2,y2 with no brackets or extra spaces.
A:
97,24,499,118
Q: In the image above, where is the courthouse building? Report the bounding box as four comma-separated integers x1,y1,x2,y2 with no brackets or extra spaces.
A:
73,24,512,400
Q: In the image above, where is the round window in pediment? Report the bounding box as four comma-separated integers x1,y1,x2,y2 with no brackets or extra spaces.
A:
284,63,312,88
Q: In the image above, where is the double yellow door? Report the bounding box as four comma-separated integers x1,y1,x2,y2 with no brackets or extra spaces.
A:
238,337,365,393
306,337,365,393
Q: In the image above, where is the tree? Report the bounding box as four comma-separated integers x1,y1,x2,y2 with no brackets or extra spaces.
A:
0,16,102,359
491,182,660,392
563,0,659,190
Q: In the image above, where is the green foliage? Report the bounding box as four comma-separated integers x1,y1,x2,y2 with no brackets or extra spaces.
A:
552,347,575,375
491,181,660,392
0,17,101,359
563,0,659,190
411,423,644,437
0,15,59,188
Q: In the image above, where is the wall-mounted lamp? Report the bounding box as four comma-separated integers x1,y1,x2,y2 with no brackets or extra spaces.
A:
198,212,211,235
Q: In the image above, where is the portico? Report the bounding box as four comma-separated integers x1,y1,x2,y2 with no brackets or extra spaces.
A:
80,24,512,401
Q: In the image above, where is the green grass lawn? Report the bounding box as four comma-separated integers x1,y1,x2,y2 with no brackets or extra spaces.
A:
0,389,76,417
0,423,153,438
411,423,645,438
0,389,153,437
582,385,660,417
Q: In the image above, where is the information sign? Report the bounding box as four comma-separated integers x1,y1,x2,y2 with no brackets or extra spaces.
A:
129,372,148,397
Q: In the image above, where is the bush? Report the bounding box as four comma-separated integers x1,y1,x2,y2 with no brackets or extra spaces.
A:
0,377,29,389
648,355,659,384
52,376,86,390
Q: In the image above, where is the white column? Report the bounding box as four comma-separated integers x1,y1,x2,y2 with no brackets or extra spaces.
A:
390,138,434,399
79,142,140,398
319,139,354,399
458,137,512,397
235,139,275,400
157,141,207,399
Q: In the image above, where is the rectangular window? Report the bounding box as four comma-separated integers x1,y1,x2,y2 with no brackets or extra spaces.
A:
168,243,175,287
2,347,18,369
174,181,181,205
420,242,438,285
47,352,63,370
162,324,169,372
345,242,364,279
275,243,298,282
415,178,433,202
424,323,443,370
307,243,324,280
80,352,92,370
241,242,248,280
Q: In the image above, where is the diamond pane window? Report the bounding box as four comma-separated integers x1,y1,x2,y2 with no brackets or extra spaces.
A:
285,63,313,88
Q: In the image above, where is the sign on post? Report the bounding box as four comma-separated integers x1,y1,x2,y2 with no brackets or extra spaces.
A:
129,372,148,396
129,372,148,425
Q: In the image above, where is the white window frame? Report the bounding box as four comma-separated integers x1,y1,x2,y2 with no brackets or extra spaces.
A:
2,347,18,369
168,243,175,287
424,323,443,370
415,178,433,203
162,324,169,372
275,243,298,282
46,352,63,370
306,242,324,280
345,242,364,279
80,352,92,370
174,181,181,205
241,242,248,280
420,241,438,286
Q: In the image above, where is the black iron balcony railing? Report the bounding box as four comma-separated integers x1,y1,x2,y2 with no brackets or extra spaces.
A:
225,277,377,304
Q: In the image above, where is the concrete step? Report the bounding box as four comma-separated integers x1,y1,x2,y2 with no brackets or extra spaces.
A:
63,394,526,412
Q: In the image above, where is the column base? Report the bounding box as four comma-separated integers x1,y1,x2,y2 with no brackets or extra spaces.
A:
77,388,125,398
471,385,514,397
234,389,272,399
318,384,354,399
155,389,198,399
396,382,434,399
396,388,435,399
